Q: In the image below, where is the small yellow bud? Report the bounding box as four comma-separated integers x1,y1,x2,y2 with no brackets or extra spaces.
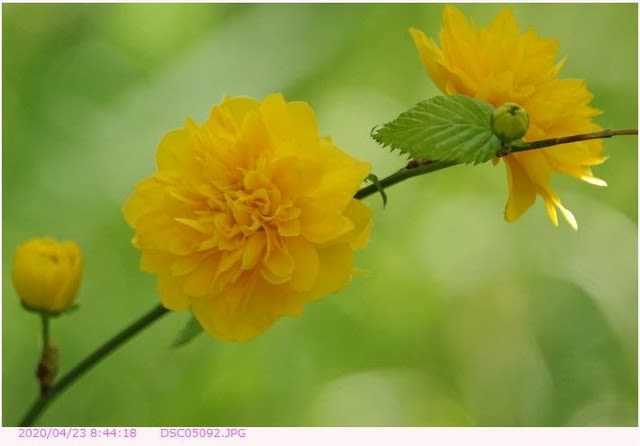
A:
12,238,82,315
491,102,530,142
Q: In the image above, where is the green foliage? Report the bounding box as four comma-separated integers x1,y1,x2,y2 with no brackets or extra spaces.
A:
172,314,203,348
371,95,502,165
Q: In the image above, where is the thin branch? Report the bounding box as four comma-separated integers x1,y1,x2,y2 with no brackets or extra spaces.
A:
19,305,170,427
356,129,637,202
507,129,638,154
355,160,458,200
41,314,50,348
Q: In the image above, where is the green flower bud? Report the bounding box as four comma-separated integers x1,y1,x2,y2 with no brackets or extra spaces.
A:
12,237,82,315
491,102,530,142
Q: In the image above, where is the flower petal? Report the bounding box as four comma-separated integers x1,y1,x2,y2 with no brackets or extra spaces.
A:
157,273,190,311
503,156,537,222
262,230,294,283
307,244,354,301
242,232,266,270
288,236,319,292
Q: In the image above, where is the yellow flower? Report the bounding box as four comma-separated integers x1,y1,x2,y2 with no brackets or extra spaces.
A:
12,238,83,314
410,6,607,229
123,93,372,342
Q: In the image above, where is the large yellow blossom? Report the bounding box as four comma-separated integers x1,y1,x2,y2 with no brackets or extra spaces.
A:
123,94,372,342
410,6,607,229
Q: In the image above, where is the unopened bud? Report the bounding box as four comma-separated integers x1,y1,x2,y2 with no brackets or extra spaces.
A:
491,102,530,142
12,238,82,315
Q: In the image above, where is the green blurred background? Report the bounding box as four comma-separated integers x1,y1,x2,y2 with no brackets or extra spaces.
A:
3,3,637,426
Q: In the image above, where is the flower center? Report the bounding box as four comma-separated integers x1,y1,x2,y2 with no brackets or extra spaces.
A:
219,168,299,235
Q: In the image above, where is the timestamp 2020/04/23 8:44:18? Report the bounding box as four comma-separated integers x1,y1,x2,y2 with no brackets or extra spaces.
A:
16,427,247,439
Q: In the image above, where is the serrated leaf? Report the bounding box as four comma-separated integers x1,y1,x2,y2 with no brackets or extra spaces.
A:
372,95,502,165
172,313,204,348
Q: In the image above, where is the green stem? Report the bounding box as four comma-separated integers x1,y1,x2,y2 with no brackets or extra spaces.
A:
355,160,458,200
41,314,50,348
357,129,637,201
507,129,638,154
19,304,169,427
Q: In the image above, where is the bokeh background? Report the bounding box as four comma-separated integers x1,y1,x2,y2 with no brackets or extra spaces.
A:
3,3,637,426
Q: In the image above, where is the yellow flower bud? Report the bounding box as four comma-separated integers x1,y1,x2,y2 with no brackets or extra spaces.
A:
491,102,530,142
12,238,82,315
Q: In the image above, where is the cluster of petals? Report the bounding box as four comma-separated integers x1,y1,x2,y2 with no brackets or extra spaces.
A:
411,6,607,229
124,94,371,341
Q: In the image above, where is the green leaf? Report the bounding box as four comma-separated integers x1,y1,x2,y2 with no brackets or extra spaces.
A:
371,95,502,165
172,313,204,348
